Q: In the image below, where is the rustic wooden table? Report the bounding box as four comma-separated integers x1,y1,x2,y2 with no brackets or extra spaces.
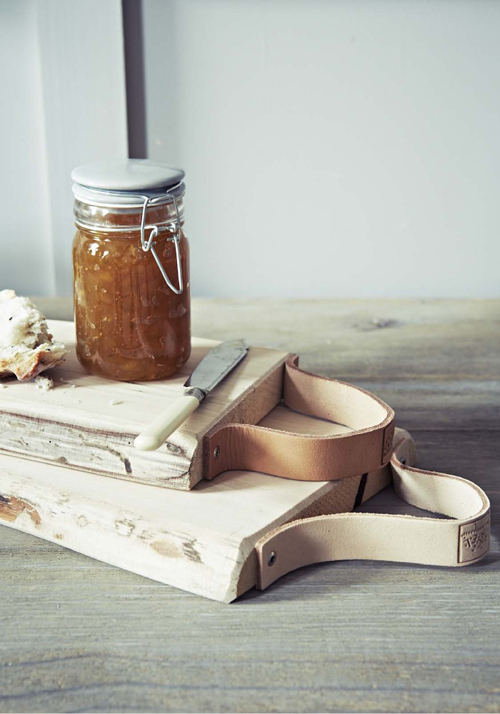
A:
1,298,499,713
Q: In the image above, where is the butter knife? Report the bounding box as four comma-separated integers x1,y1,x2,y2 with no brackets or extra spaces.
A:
134,339,248,451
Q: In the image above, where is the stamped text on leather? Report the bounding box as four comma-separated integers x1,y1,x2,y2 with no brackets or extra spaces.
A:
459,514,490,563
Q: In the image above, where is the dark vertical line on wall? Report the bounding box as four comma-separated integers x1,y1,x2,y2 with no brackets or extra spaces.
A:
122,0,147,158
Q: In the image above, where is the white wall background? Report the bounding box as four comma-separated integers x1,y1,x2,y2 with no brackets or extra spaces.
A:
0,0,128,297
0,0,55,296
140,0,500,298
1,0,499,299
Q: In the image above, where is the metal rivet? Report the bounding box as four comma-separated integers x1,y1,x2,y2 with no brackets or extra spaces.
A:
213,446,220,459
268,551,276,566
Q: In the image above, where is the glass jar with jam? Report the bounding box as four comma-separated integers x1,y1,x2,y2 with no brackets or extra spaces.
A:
71,160,191,381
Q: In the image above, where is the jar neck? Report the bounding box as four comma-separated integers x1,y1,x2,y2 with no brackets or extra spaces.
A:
74,195,185,233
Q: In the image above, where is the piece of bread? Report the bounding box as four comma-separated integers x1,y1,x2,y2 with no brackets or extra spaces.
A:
0,290,68,380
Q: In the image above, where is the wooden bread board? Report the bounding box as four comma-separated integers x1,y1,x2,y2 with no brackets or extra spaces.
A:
0,321,289,491
0,425,414,602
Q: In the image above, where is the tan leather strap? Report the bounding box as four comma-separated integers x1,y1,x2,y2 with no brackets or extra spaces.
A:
256,436,491,590
205,356,395,482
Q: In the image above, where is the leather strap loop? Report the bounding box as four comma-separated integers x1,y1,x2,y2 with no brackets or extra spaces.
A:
256,436,491,590
204,356,490,584
204,356,395,482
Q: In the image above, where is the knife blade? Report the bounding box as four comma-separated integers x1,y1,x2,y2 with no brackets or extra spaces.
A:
134,339,248,451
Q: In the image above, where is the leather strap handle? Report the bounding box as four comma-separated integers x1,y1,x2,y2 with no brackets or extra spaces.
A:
204,356,395,482
256,436,491,590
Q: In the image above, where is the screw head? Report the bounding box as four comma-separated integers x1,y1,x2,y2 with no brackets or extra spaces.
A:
213,445,220,459
268,551,277,566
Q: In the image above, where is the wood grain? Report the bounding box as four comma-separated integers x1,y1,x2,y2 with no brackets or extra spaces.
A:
1,298,499,713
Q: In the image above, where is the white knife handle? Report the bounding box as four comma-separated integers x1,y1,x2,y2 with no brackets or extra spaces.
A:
134,390,204,451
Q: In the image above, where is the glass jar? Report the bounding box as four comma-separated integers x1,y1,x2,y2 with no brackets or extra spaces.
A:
71,160,191,382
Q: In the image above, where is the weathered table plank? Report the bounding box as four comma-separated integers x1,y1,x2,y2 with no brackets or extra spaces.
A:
0,298,499,713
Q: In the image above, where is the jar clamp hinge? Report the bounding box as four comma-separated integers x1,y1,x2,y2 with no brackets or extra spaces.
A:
140,192,184,296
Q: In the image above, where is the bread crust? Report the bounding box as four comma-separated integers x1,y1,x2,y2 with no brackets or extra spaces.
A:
0,290,68,381
0,343,67,380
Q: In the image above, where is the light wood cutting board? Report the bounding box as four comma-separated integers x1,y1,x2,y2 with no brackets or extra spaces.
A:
0,427,412,602
0,321,289,490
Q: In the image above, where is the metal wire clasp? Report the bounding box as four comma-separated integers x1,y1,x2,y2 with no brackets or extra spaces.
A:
139,190,184,295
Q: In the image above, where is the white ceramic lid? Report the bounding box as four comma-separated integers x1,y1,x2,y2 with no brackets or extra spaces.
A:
71,159,185,191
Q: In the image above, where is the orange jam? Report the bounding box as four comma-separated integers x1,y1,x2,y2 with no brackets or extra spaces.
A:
72,194,190,381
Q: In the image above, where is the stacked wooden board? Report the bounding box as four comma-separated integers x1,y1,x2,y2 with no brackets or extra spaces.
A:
0,321,406,601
